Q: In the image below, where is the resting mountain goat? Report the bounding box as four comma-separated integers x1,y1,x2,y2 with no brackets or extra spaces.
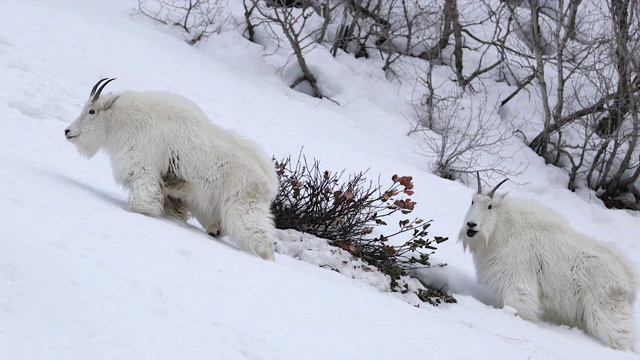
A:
459,175,638,350
65,78,278,260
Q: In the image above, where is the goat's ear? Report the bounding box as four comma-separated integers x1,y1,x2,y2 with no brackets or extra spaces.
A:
100,95,120,110
495,191,508,203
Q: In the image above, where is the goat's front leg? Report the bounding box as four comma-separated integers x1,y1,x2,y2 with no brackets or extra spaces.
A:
503,282,541,322
125,169,164,218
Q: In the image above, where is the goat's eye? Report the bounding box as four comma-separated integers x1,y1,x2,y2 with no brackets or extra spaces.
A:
488,205,493,209
88,109,95,114
471,200,474,205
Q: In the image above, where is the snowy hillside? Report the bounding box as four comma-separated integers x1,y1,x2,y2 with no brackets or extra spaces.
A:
0,1,639,359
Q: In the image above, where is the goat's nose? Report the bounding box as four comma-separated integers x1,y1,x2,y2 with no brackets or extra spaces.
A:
467,222,477,228
64,129,70,135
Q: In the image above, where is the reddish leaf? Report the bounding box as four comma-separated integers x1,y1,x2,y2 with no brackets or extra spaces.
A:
394,198,416,211
382,245,396,256
345,188,354,199
397,176,413,188
330,241,357,253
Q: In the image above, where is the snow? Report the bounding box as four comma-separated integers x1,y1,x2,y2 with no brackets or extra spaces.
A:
0,1,639,359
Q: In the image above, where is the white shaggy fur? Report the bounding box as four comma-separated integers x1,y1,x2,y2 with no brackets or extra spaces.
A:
65,80,278,260
459,184,638,350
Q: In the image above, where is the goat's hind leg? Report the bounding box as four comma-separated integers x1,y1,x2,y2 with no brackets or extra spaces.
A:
582,292,635,350
221,201,276,261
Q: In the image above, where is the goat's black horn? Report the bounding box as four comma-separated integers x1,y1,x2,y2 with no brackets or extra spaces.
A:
476,172,482,194
488,179,509,198
92,78,116,102
90,78,109,98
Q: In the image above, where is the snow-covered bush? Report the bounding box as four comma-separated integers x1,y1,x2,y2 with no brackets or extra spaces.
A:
276,229,455,306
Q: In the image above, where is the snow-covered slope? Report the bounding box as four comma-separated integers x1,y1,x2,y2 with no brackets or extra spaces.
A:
0,2,638,359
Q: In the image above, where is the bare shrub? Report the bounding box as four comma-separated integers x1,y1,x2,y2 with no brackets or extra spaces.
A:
272,153,454,304
499,0,640,201
411,84,524,180
135,0,231,45
244,0,337,101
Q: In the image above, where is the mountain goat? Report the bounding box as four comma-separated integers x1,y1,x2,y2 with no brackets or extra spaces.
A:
65,78,278,260
459,174,638,350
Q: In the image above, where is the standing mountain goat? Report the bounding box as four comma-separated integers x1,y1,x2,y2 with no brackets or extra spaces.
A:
459,175,638,350
65,78,278,260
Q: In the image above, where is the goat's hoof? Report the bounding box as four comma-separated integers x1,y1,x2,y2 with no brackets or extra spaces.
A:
127,205,161,218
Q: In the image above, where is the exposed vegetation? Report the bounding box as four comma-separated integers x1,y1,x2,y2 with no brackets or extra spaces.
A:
272,153,454,305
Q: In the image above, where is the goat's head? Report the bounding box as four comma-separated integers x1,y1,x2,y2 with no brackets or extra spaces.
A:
459,173,509,251
64,78,120,158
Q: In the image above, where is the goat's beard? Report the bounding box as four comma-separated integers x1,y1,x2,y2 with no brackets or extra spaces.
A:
458,228,489,253
74,136,101,159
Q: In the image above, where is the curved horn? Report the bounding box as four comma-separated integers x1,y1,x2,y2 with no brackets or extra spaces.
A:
92,78,116,103
90,78,109,98
487,179,509,198
476,172,482,194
